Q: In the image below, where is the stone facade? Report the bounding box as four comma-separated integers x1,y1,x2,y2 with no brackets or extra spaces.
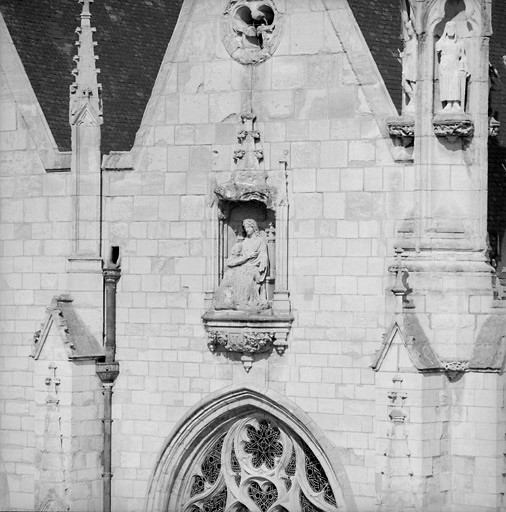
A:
0,0,505,511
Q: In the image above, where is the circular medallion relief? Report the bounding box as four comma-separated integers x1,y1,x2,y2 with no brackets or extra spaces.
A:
222,0,283,65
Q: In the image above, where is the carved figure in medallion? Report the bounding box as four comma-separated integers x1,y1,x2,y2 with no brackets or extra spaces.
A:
222,0,282,65
436,21,469,112
233,1,275,50
214,219,269,311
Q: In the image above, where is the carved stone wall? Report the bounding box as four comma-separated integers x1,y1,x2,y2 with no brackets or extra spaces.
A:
0,0,505,511
33,327,103,512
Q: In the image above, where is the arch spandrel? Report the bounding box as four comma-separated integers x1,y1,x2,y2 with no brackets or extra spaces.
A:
144,386,357,512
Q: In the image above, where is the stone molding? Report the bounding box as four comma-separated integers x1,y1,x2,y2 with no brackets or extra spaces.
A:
145,385,358,512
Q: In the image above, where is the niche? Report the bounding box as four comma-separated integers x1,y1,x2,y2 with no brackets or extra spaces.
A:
217,200,276,310
433,0,471,114
202,111,293,371
432,0,476,141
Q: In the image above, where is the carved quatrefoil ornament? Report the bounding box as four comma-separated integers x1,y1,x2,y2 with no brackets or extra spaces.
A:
221,0,284,65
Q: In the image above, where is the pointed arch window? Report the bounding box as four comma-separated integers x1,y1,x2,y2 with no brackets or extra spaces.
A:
181,414,341,512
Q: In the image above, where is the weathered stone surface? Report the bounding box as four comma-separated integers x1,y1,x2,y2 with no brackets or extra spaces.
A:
1,1,505,512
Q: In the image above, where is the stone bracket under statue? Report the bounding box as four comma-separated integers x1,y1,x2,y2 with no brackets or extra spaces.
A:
202,111,293,371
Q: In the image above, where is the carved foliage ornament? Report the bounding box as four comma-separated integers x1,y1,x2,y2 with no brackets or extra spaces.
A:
182,415,343,512
207,330,279,372
222,0,283,65
433,116,474,141
208,331,275,354
387,122,415,140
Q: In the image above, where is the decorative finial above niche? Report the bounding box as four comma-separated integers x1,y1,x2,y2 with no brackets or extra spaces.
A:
221,0,284,65
215,111,274,208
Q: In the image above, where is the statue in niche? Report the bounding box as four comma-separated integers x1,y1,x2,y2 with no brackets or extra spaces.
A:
400,12,417,113
214,218,269,312
436,21,469,112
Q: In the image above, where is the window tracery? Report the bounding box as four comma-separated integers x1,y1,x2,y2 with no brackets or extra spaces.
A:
181,415,342,512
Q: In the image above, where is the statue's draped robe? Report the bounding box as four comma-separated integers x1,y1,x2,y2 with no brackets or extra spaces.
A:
214,233,269,311
437,37,467,104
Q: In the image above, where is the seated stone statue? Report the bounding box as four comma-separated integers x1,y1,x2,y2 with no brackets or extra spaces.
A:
214,218,269,312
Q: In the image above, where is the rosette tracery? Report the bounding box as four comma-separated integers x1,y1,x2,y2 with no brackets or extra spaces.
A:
181,414,343,512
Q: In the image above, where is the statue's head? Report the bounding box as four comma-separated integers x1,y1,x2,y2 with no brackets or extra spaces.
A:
444,21,457,38
243,218,259,236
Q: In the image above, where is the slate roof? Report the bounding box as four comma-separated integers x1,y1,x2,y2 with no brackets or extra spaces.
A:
0,0,183,154
488,0,506,234
0,0,75,151
0,0,504,236
348,0,403,113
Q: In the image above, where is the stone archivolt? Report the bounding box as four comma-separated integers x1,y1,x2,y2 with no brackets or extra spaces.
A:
181,415,342,512
145,387,356,512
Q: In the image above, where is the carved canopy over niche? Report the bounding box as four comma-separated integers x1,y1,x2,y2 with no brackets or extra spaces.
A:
181,414,345,512
221,0,284,65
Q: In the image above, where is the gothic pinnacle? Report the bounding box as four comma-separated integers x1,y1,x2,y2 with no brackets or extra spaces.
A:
69,0,103,125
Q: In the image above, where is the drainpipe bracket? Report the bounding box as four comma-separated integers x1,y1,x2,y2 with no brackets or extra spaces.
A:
96,361,120,384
